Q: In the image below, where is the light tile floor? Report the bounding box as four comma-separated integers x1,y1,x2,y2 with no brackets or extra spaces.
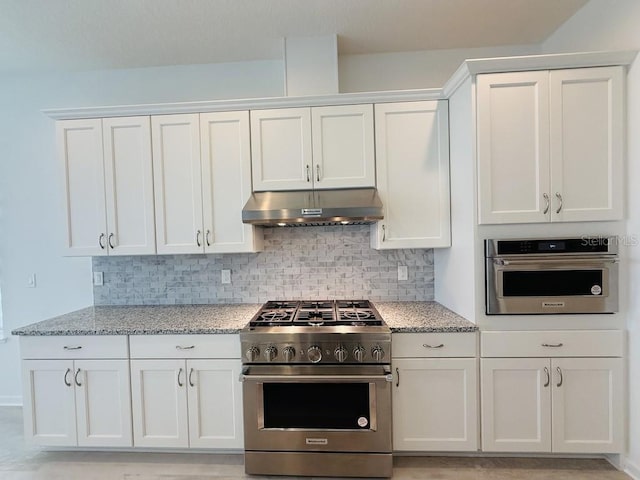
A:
0,407,630,479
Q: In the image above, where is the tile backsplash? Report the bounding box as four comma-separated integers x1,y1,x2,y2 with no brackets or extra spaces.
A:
93,225,434,305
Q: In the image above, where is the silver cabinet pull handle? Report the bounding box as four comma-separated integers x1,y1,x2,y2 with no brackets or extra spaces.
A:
542,193,550,214
188,368,195,387
306,165,311,182
543,367,550,387
196,230,202,247
395,367,400,387
63,345,83,350
176,345,195,350
556,366,563,387
64,368,72,387
177,368,184,387
206,230,212,247
555,192,563,214
542,343,563,348
423,343,444,349
99,233,106,249
382,224,386,242
316,164,320,182
108,233,115,249
74,368,82,387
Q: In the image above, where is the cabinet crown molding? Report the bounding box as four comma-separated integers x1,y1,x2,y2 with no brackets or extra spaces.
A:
443,50,638,97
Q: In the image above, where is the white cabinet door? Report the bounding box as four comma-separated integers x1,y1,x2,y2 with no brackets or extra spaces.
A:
311,104,375,189
481,358,551,452
551,357,623,453
200,111,262,253
477,71,551,224
130,359,189,448
186,359,244,449
151,114,204,254
22,360,77,446
74,359,133,447
549,66,624,222
102,117,156,255
57,119,108,256
372,101,450,249
250,108,313,191
392,358,478,451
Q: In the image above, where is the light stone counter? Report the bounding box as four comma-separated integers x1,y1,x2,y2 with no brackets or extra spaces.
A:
11,304,262,336
373,302,477,333
12,302,476,336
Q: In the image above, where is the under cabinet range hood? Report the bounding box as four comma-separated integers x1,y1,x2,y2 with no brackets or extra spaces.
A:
241,188,384,227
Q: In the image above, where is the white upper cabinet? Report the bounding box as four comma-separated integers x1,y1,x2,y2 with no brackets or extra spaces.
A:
311,104,375,189
477,66,624,224
102,117,156,255
152,112,262,255
58,117,156,256
371,100,451,249
200,111,262,253
152,114,204,254
58,119,107,256
250,105,375,191
549,67,624,222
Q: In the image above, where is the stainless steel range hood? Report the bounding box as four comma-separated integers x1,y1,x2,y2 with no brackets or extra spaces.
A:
241,188,384,227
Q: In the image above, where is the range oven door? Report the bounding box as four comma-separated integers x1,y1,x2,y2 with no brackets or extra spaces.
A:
241,365,392,453
486,255,619,314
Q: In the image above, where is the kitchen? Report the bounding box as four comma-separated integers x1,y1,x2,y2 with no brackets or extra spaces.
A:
1,0,640,479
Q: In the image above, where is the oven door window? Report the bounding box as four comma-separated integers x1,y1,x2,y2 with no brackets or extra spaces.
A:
261,382,373,430
502,269,604,296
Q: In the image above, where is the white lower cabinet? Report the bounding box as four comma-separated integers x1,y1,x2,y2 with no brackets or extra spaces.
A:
22,358,132,447
391,333,478,451
480,331,624,454
129,335,244,449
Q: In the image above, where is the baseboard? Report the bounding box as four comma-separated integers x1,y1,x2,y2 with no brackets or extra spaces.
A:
0,396,22,406
625,458,640,480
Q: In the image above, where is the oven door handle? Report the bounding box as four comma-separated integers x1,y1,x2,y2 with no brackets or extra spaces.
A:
240,373,394,383
494,257,618,266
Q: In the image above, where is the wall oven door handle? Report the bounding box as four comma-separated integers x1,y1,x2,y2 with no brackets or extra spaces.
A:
241,374,393,383
494,257,618,267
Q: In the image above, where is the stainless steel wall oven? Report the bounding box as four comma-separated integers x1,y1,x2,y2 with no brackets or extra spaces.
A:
240,300,393,478
485,237,619,315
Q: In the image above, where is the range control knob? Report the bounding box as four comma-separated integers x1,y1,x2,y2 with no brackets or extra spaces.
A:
334,346,348,363
264,346,278,362
245,346,260,362
307,345,322,364
371,346,385,362
282,346,296,362
353,346,366,363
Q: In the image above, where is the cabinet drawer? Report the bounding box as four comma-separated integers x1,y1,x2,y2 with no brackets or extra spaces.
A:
392,333,477,358
129,334,240,359
20,335,129,359
481,330,624,358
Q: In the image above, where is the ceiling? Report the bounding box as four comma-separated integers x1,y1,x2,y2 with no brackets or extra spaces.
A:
0,0,588,75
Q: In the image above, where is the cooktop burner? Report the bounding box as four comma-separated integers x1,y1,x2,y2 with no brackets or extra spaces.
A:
248,300,384,327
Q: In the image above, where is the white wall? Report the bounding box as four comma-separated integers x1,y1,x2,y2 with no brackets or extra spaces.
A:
541,0,640,476
338,44,540,92
0,60,284,404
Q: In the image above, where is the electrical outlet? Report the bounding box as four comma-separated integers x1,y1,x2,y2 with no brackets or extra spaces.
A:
397,265,408,281
221,269,231,284
27,274,36,288
93,272,104,286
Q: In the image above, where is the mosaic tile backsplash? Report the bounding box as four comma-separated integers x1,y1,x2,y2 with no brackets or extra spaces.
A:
92,225,434,305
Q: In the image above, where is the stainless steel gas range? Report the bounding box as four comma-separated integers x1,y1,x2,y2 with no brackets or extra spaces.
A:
240,300,393,478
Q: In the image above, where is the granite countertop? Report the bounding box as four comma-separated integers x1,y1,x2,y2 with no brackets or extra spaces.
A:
373,302,477,333
12,301,476,336
11,304,262,336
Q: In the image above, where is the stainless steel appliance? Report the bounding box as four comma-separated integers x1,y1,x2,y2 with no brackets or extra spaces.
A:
241,188,384,226
485,237,619,315
240,300,392,478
